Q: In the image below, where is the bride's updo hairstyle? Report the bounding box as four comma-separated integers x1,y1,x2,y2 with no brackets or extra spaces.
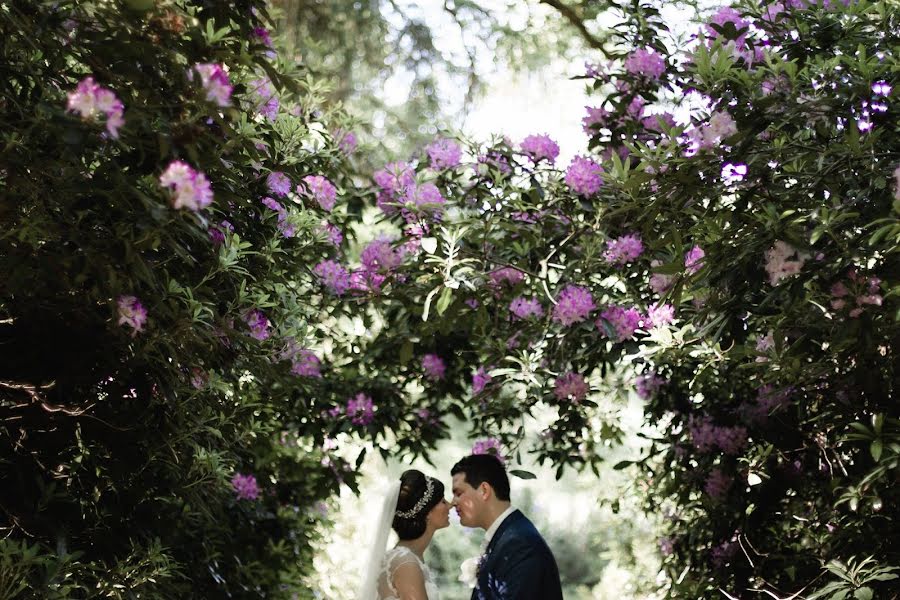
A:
392,469,445,540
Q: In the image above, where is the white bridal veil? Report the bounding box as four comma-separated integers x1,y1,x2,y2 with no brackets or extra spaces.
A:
357,479,401,600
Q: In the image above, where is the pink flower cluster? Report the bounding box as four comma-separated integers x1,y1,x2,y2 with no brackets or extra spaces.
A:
472,366,492,394
623,47,666,79
565,155,604,196
582,105,610,133
685,110,738,154
603,233,643,266
684,245,705,274
401,183,446,221
266,171,291,197
635,373,665,399
291,349,322,378
641,112,677,133
426,138,462,170
346,393,375,426
509,296,543,320
472,438,504,462
520,134,560,164
66,76,125,138
704,468,732,501
739,384,791,425
249,77,279,121
373,161,416,215
301,175,338,211
117,295,147,335
421,354,446,381
159,160,213,211
598,305,642,342
261,197,295,238
552,285,595,326
361,237,405,273
244,309,270,341
232,473,260,501
320,222,343,246
191,63,232,107
764,240,805,285
335,130,358,155
490,267,525,288
554,372,589,402
649,260,674,295
894,164,900,200
314,260,351,295
688,415,748,455
830,271,882,317
705,7,750,45
646,303,675,327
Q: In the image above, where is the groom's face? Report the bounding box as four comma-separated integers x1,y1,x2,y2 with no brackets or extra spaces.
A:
451,472,487,529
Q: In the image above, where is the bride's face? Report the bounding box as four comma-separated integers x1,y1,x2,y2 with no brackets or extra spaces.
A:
427,497,451,530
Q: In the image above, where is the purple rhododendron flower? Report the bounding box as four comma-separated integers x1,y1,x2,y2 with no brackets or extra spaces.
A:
301,175,338,211
426,138,462,169
685,245,706,274
598,305,642,342
346,393,375,426
582,105,610,133
249,77,279,121
552,285,595,326
190,63,232,107
649,259,674,295
509,297,543,320
705,6,750,45
66,76,125,138
261,197,295,238
117,295,147,335
764,241,805,285
335,130,357,154
291,349,322,378
266,171,291,197
688,415,748,455
232,473,260,501
159,160,213,211
624,47,666,79
642,112,677,132
635,373,665,399
490,267,525,287
565,155,604,196
472,438,504,462
244,309,270,341
402,183,446,219
252,27,273,48
320,222,343,246
360,237,405,272
421,354,446,381
314,260,351,295
472,366,492,394
604,233,644,266
646,303,675,327
704,468,732,501
520,134,560,164
554,372,589,402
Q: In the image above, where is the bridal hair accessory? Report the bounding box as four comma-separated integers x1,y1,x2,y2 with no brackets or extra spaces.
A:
395,476,434,519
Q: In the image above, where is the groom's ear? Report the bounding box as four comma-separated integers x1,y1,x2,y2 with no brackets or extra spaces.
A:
478,482,493,500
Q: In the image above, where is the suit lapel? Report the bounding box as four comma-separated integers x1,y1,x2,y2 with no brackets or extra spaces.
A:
483,509,522,561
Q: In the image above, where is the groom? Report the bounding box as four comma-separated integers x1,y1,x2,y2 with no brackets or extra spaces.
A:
451,453,563,600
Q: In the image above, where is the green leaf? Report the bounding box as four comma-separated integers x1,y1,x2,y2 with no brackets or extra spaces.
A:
870,439,883,462
612,460,633,470
509,469,537,480
853,587,873,600
436,286,453,316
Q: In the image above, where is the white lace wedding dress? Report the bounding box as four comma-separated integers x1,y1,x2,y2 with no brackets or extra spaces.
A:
376,546,441,600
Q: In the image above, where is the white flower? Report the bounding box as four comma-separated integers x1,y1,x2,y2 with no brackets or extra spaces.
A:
459,556,480,588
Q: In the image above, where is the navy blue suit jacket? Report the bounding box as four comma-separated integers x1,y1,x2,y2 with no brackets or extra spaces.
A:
472,509,563,600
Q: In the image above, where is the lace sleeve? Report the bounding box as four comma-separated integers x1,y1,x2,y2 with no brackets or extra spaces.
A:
387,548,423,580
378,547,425,599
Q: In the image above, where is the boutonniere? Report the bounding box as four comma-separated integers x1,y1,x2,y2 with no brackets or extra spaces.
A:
459,552,488,588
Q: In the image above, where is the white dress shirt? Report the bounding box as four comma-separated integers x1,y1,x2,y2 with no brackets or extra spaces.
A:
483,505,516,549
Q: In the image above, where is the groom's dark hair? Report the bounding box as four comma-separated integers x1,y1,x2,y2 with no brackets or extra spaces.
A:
451,454,510,501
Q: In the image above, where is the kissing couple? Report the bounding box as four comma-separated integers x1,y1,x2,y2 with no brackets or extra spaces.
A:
358,453,564,600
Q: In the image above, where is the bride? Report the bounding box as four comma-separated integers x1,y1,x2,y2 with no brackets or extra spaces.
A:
359,469,451,600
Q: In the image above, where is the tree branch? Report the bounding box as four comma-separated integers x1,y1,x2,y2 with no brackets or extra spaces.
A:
539,0,613,59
